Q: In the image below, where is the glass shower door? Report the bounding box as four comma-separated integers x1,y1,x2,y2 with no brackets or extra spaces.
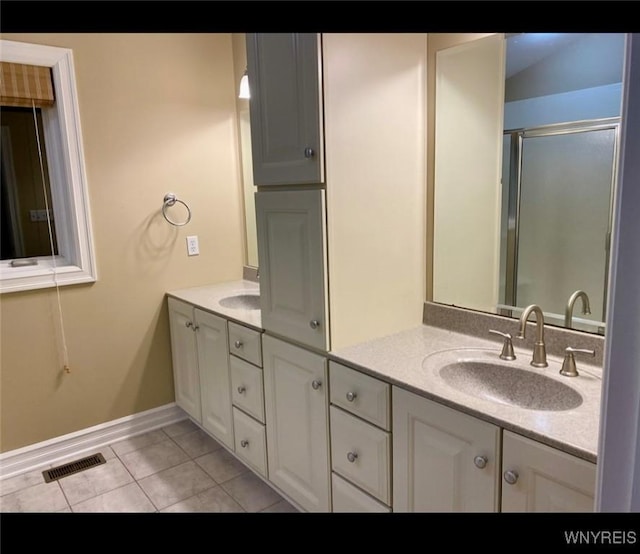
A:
514,125,617,331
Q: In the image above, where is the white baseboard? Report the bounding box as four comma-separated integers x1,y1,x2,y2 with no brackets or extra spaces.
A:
0,403,188,480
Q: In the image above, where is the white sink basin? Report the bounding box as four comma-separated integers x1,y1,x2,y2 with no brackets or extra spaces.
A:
424,349,583,411
218,294,260,311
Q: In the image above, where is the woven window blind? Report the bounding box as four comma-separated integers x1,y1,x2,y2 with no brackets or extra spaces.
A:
0,62,55,108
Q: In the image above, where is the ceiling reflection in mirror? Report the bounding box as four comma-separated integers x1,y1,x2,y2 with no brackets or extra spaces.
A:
433,33,626,335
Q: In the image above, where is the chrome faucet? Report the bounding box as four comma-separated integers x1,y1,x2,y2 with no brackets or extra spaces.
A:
517,304,548,368
564,290,591,328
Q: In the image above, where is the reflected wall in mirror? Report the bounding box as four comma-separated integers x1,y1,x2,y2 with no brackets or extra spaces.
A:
231,33,259,269
432,33,626,335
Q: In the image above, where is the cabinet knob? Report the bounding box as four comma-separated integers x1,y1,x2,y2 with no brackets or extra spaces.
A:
473,455,488,469
304,147,315,159
346,391,357,402
347,451,358,463
504,470,519,485
309,320,320,330
237,386,246,394
185,321,193,328
193,325,199,332
311,379,322,390
234,340,243,349
240,439,249,448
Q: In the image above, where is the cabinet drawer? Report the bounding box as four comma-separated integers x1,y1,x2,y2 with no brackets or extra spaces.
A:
233,407,267,478
330,406,391,504
228,322,262,367
332,473,390,513
329,361,390,430
230,355,265,423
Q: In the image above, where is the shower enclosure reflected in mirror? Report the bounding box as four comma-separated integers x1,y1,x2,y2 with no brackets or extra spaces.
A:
432,32,626,334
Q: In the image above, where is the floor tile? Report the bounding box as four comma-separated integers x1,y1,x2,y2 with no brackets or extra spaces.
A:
162,419,199,438
110,430,168,457
194,448,248,484
0,481,68,512
221,472,283,512
138,461,216,510
71,483,156,513
0,467,48,497
260,499,299,513
119,438,189,480
60,457,134,506
160,485,244,513
171,429,223,459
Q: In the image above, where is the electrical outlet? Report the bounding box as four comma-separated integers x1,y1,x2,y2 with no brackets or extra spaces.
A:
186,235,199,256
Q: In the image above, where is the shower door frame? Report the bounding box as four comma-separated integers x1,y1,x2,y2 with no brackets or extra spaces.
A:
500,117,620,332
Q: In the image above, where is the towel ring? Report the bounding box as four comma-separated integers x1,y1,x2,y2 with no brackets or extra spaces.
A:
162,193,192,227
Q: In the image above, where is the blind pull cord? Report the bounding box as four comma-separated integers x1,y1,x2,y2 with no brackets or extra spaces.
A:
32,101,71,375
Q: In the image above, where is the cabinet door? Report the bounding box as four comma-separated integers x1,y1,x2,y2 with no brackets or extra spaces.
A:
256,189,328,350
195,309,234,450
501,431,596,512
168,298,201,422
263,334,330,512
393,387,500,512
246,33,323,186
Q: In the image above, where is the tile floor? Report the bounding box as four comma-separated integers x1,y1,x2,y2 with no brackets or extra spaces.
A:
0,419,299,513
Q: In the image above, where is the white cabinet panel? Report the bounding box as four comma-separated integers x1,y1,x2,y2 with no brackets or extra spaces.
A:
501,431,596,512
393,386,500,512
256,189,328,350
263,334,330,512
195,309,234,450
168,298,201,422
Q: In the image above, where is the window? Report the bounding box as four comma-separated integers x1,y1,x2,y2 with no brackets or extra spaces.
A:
0,40,96,293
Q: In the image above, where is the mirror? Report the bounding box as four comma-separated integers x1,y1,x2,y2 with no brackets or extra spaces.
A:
232,33,258,269
432,33,626,335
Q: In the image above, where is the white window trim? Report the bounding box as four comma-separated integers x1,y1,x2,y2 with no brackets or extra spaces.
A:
0,40,97,293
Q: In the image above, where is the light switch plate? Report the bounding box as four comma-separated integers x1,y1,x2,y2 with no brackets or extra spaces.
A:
186,235,199,256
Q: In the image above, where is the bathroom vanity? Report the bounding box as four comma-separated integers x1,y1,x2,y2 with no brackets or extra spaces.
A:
166,279,601,513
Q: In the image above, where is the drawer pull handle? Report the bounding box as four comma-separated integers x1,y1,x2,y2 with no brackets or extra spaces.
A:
347,451,358,463
346,391,357,402
504,470,519,485
240,440,249,448
311,380,322,390
473,455,488,469
237,386,246,394
234,340,243,349
309,320,320,330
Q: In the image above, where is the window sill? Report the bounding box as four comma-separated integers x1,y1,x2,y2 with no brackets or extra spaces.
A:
0,262,96,294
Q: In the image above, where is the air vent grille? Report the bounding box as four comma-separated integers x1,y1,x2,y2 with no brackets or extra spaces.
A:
42,453,106,483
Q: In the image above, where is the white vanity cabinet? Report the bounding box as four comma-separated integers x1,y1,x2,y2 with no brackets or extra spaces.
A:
501,431,596,512
168,297,201,422
262,334,331,512
168,298,234,449
393,386,501,512
329,361,392,512
255,189,328,351
246,33,324,186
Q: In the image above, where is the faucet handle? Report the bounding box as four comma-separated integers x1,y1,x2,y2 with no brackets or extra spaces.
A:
489,329,516,361
559,347,595,377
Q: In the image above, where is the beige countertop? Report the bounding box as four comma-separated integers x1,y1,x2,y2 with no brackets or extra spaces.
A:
165,281,602,463
167,280,261,330
329,325,602,463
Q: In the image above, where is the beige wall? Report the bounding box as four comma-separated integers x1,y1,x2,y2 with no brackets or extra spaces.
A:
426,33,494,301
0,34,244,452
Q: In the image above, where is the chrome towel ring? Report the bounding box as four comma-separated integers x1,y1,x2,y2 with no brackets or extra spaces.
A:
162,193,192,227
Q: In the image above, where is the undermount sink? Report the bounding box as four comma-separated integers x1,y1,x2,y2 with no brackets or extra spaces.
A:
218,293,260,311
424,350,583,412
